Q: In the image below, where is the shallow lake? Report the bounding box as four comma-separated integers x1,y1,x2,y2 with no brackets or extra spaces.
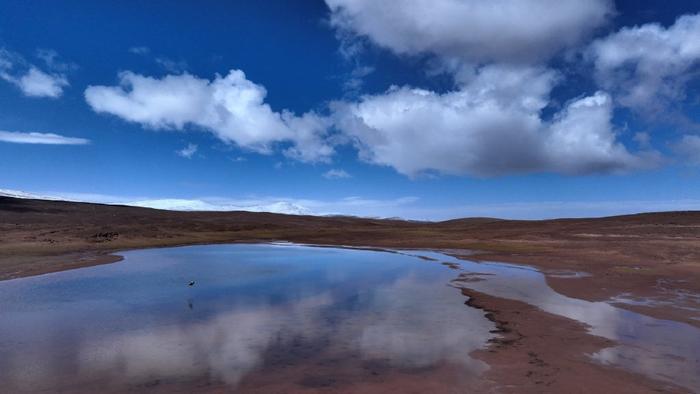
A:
0,244,698,392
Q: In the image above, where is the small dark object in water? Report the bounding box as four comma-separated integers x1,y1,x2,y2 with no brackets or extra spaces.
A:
188,281,195,287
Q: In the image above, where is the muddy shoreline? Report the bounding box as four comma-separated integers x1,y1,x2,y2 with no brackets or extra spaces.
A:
3,242,696,393
5,240,698,329
462,288,689,393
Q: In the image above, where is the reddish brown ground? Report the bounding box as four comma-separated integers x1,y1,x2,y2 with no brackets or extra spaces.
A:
1,196,699,392
461,289,688,393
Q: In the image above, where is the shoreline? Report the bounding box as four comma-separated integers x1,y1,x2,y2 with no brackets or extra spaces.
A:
3,238,698,328
2,196,699,332
0,241,695,393
462,288,688,393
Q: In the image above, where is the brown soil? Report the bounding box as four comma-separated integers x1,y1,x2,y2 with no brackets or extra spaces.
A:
462,289,688,393
2,196,699,392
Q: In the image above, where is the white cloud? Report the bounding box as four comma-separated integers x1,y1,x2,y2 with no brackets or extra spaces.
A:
321,0,668,178
155,57,188,73
81,6,672,181
323,168,351,179
589,13,700,112
0,189,64,200
4,187,700,221
418,199,700,221
326,0,612,64
0,188,315,215
343,65,374,95
36,49,77,72
85,70,333,162
279,111,334,162
128,46,151,55
673,135,700,165
333,65,653,177
0,49,70,98
128,199,314,215
71,294,334,389
176,143,198,158
114,195,423,217
633,131,652,148
0,130,89,145
14,67,68,98
129,46,187,73
544,93,654,174
0,188,420,218
0,189,138,204
131,195,419,217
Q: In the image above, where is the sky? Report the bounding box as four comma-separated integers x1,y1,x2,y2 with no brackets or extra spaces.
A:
1,0,700,220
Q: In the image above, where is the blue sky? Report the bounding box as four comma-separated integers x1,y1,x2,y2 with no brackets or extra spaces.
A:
1,0,700,219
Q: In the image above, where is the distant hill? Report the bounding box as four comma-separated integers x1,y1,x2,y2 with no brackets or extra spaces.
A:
1,195,699,281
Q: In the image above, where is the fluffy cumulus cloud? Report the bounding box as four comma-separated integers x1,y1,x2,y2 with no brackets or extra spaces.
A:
589,13,700,112
0,130,89,145
85,70,333,162
325,0,613,64
81,2,670,178
320,0,661,176
544,93,653,174
14,67,68,98
0,49,69,98
333,65,652,177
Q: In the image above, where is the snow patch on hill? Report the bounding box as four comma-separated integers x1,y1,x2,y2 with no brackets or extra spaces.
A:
0,189,314,216
130,199,312,215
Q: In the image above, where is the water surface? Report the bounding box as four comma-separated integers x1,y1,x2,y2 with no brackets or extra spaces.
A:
428,251,700,392
1,244,698,392
0,244,493,393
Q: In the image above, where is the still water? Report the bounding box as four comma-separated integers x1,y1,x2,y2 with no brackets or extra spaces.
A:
0,244,493,393
0,244,698,392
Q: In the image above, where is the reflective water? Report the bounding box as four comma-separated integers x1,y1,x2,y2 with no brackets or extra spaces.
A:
0,244,493,393
1,244,698,393
422,251,700,392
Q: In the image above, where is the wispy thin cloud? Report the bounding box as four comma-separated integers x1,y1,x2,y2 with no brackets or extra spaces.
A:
176,143,198,158
155,57,188,73
323,168,351,179
0,131,89,145
36,49,78,72
128,45,187,73
128,46,151,55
